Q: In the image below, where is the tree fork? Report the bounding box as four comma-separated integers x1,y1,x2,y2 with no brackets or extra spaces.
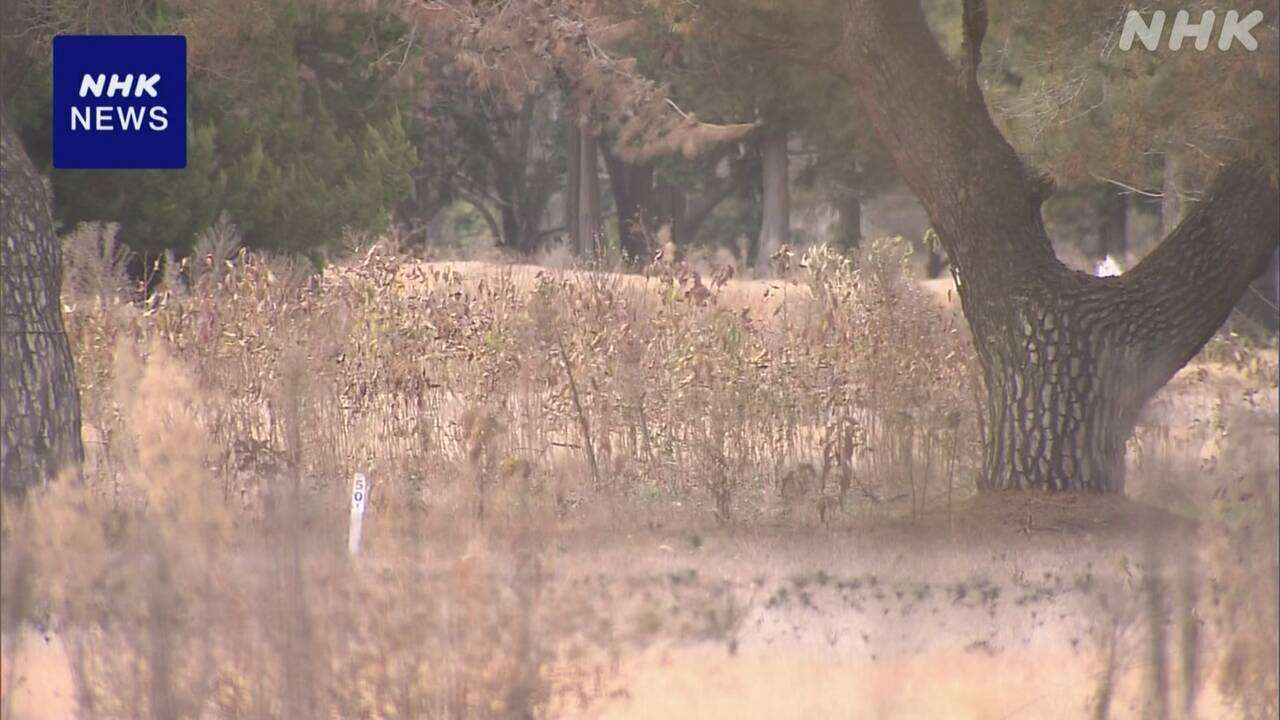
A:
977,160,1277,493
835,1,1279,493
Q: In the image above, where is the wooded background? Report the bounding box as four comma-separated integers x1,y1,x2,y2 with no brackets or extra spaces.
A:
4,0,1274,280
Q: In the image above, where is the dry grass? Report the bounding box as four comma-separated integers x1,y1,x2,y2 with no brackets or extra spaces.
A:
1,224,1276,719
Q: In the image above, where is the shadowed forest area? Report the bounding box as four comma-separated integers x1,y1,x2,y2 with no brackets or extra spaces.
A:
2,1,1278,718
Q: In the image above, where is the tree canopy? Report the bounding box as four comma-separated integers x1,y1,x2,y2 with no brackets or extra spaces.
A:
2,0,1275,270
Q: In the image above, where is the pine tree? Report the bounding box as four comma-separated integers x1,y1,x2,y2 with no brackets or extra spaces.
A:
680,0,1279,494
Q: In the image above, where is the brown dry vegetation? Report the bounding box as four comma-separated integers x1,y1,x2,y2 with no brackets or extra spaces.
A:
1,224,1277,719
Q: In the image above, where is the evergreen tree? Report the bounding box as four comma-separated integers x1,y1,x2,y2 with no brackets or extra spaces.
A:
6,0,418,257
677,0,1278,495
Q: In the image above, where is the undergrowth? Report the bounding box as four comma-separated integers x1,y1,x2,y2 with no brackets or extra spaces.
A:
0,222,1274,718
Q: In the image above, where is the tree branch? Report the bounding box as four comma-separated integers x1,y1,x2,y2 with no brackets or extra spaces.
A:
1113,160,1279,390
682,165,746,243
454,188,504,246
833,0,1055,283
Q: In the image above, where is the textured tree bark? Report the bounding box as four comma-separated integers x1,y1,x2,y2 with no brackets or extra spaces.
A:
1240,249,1280,332
835,1,1279,493
755,126,790,274
1164,151,1278,332
1,115,84,496
977,162,1279,493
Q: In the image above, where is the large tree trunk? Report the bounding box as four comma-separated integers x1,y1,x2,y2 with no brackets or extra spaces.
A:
651,178,687,244
491,96,553,254
834,1,1279,493
975,164,1277,493
835,191,863,256
1,115,84,496
567,121,581,252
578,129,601,259
755,127,790,274
601,145,654,264
567,122,602,259
496,175,522,249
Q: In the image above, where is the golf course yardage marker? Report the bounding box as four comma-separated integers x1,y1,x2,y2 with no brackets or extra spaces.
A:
349,473,369,557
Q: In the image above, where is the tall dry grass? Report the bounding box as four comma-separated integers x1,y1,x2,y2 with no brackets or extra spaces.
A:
59,224,981,527
1,222,1275,718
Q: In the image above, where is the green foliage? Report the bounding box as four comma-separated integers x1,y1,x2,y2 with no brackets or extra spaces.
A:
609,0,898,251
981,0,1280,185
9,0,417,257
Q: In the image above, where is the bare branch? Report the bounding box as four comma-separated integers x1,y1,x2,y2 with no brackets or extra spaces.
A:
1090,173,1163,199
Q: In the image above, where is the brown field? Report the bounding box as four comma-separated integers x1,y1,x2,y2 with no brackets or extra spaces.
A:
2,233,1277,719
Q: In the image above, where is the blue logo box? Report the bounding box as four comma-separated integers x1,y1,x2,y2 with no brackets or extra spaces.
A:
53,35,187,169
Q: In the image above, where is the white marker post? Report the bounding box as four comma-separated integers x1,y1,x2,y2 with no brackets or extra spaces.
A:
349,472,369,557
1094,254,1123,278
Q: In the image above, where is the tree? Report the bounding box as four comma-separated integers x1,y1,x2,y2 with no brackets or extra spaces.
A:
601,135,754,262
406,80,564,253
689,0,1278,493
754,125,789,273
566,111,604,258
399,1,752,259
796,101,896,258
1,115,83,496
609,1,899,265
979,0,1278,329
5,0,418,258
600,143,656,260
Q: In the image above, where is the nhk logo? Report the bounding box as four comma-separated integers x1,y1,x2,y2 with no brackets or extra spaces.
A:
1119,9,1266,51
73,74,169,131
53,36,186,169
